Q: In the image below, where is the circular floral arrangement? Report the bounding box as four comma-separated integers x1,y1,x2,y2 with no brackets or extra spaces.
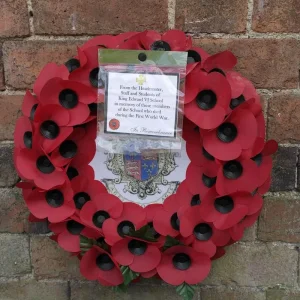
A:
14,30,277,299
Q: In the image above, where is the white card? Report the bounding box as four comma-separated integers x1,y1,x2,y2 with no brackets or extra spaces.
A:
104,72,179,138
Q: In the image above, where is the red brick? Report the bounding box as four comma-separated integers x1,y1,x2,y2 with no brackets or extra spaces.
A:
194,39,300,89
258,197,300,242
0,0,30,37
0,95,23,141
201,287,265,300
0,144,19,187
31,236,83,279
203,243,298,286
176,0,248,34
0,45,4,90
3,41,82,89
32,0,168,35
0,188,29,233
267,92,300,143
253,0,300,33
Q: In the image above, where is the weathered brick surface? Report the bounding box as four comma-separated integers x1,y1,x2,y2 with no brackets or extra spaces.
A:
203,243,298,287
252,0,300,33
268,93,300,143
176,0,248,34
3,41,82,89
195,39,300,89
0,280,69,300
0,144,19,187
201,287,266,300
32,0,168,35
0,45,4,90
258,197,300,243
0,188,28,233
31,236,83,279
0,234,30,276
0,95,23,141
266,288,300,300
26,220,50,234
70,281,195,300
0,0,30,37
241,223,257,242
270,147,297,192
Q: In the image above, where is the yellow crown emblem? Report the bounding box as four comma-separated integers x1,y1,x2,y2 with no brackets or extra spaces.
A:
136,74,146,85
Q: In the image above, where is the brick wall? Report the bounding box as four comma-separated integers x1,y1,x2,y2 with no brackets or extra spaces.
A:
0,1,299,299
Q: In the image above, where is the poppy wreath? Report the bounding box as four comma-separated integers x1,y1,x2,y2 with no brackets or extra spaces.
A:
14,30,277,300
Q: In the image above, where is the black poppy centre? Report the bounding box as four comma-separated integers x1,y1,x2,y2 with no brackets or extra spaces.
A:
251,153,263,166
217,123,238,143
170,213,180,231
148,222,161,239
40,120,60,140
30,104,38,120
150,40,171,51
202,147,214,161
93,210,110,228
214,196,234,214
173,253,191,270
193,223,213,241
36,156,55,174
117,221,135,237
23,131,32,149
59,89,79,109
230,95,245,110
67,166,79,180
67,220,85,235
59,140,78,158
191,194,201,206
187,50,201,64
65,58,80,73
96,253,115,271
89,68,101,88
46,189,64,208
223,161,243,179
202,174,217,188
128,239,148,256
74,192,91,209
196,90,217,110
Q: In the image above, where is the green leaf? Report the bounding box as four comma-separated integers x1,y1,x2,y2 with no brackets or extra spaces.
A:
162,235,182,251
127,224,158,242
113,283,128,293
176,283,195,300
120,265,139,286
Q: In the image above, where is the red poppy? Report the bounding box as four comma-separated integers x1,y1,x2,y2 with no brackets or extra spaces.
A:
184,71,231,129
226,71,245,100
212,247,226,260
202,107,258,161
229,210,261,242
202,50,237,73
144,204,166,246
200,188,256,230
65,159,95,182
70,175,107,213
40,78,96,125
80,246,123,286
81,34,122,50
51,127,96,167
15,146,66,190
33,63,69,98
111,237,161,273
216,157,258,195
80,193,123,232
102,202,147,246
49,216,101,253
141,268,158,279
157,245,211,285
22,91,38,120
33,104,73,153
25,182,75,223
14,117,33,149
152,195,181,237
186,140,219,174
28,212,46,223
185,164,218,198
257,176,271,195
186,47,210,75
182,117,201,144
137,30,192,51
69,46,103,90
180,206,230,257
16,181,36,199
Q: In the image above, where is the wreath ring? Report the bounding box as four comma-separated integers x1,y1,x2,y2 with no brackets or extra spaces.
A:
13,30,277,299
